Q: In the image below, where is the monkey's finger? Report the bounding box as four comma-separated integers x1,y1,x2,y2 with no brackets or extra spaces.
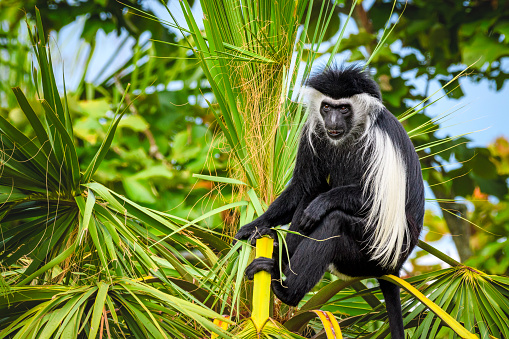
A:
300,217,315,233
248,227,275,246
234,225,255,240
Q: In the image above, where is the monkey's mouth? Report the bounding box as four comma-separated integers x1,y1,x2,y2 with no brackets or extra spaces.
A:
327,129,344,138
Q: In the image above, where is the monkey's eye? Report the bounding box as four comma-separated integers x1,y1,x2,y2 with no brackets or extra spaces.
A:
339,105,349,114
322,104,330,110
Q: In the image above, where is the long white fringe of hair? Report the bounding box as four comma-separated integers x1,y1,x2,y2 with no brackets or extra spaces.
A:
300,87,408,269
363,127,409,269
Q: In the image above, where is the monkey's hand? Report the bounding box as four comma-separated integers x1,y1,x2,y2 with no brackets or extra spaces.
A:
300,197,327,233
245,257,274,280
234,221,259,241
234,222,275,246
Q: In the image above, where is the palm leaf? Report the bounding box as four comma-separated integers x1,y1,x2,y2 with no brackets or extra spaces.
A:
0,280,232,339
0,8,241,338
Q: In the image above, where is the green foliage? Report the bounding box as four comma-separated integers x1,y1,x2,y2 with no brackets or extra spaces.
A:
2,0,509,338
0,10,232,338
349,267,509,338
0,280,229,338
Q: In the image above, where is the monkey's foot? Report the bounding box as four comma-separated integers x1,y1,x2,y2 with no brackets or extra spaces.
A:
245,257,274,280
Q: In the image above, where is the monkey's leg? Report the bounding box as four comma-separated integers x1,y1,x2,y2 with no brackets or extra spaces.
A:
244,228,335,307
378,278,404,339
246,210,366,307
271,247,333,306
271,211,356,307
245,250,330,308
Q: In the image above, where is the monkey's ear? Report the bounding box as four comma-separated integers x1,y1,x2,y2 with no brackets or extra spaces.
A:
349,93,385,118
299,87,325,108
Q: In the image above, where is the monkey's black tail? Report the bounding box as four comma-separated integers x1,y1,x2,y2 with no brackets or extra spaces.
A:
378,278,405,339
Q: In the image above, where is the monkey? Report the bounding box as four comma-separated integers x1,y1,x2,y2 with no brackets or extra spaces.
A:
234,65,424,339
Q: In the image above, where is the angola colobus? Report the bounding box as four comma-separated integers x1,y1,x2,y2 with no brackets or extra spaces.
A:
234,65,424,338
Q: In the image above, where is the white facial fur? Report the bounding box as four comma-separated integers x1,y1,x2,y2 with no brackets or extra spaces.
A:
300,87,384,149
301,87,408,270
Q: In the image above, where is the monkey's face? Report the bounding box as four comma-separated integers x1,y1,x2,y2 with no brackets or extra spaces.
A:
302,86,383,145
320,101,353,140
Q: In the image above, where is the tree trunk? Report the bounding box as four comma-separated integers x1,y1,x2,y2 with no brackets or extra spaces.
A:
431,188,472,262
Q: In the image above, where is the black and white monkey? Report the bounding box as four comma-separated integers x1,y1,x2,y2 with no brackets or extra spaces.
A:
234,65,424,338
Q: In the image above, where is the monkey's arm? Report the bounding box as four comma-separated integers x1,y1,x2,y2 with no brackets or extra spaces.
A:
234,182,308,241
235,129,325,241
300,185,366,233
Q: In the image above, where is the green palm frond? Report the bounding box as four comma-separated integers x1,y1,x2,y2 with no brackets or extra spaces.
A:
0,8,234,338
312,261,508,338
0,279,232,339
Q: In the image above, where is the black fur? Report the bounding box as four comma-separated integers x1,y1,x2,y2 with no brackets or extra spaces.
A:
379,278,405,338
306,64,382,100
234,67,424,339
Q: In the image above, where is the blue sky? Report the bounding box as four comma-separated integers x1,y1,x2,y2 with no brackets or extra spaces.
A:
424,76,509,147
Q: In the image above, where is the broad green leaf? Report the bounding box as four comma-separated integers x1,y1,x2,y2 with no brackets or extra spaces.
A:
118,114,149,132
